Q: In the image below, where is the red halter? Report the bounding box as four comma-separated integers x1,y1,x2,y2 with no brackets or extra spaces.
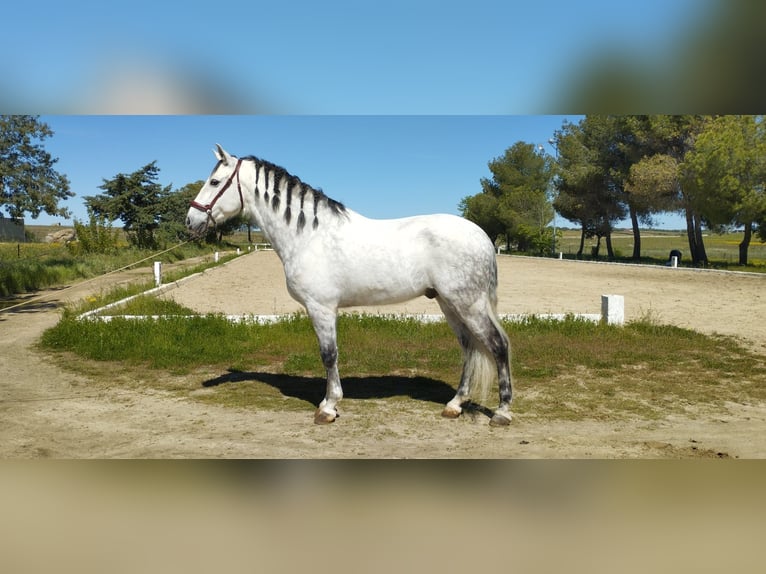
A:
189,158,244,224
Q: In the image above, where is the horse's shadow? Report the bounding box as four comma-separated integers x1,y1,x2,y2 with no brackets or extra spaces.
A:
202,370,494,417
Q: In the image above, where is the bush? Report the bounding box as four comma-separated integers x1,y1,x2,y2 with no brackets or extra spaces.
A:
69,215,120,255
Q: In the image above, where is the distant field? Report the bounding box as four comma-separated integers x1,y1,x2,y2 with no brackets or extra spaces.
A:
558,228,766,269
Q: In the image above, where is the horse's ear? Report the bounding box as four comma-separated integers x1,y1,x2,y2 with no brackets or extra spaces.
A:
214,144,232,166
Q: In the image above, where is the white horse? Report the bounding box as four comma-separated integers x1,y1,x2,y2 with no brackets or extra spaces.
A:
187,145,513,426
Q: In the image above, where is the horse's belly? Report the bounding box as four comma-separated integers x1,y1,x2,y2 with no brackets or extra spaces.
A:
337,272,425,307
285,252,427,308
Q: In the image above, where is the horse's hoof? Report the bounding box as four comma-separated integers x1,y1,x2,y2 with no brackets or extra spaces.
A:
441,405,462,419
489,412,512,427
314,409,337,424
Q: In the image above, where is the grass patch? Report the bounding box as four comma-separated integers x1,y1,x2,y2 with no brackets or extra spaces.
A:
507,317,766,420
39,308,766,421
113,295,197,316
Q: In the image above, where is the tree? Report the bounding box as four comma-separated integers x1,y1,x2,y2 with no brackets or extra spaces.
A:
462,142,554,254
458,192,504,249
85,161,173,249
605,116,682,259
552,118,626,258
553,115,710,263
0,115,73,220
604,115,708,264
625,152,681,255
634,115,709,264
551,120,592,256
682,115,766,265
158,180,204,245
583,115,633,259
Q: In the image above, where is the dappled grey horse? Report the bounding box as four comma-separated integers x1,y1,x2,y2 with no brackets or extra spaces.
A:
187,145,512,425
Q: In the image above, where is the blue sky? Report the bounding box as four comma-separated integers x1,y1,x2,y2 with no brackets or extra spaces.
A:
2,0,710,114
7,1,717,230
40,115,687,229
41,115,570,221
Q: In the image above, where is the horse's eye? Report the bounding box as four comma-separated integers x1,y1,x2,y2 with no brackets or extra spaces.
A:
210,179,220,186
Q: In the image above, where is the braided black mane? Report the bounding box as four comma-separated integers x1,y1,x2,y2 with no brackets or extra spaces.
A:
243,155,346,231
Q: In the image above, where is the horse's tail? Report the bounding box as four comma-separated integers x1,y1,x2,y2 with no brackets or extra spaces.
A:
466,336,497,405
468,255,508,405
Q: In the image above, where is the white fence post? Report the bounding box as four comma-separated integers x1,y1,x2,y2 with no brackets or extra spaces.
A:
153,261,162,287
601,294,625,325
214,251,219,263
671,255,678,268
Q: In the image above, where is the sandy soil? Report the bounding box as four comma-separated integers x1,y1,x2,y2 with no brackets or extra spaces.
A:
2,250,765,458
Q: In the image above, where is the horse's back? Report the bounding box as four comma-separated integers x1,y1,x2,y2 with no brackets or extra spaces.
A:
392,213,496,268
374,213,498,296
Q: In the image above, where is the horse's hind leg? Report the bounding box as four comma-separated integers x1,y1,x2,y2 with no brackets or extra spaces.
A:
307,304,342,424
439,299,513,426
482,316,513,426
437,303,478,419
469,313,512,426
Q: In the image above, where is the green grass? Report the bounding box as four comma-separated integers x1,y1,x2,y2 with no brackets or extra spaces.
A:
0,243,78,296
113,295,199,316
39,308,766,422
508,316,766,419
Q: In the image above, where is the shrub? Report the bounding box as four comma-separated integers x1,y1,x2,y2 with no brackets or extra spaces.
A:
69,215,120,255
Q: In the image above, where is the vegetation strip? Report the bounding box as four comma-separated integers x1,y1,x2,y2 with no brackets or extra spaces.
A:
80,312,604,324
76,271,206,320
1,239,194,313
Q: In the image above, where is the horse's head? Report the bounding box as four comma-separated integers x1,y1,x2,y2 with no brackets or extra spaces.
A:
186,144,245,236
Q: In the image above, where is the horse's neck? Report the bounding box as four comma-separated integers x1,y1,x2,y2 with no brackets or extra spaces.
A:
247,210,295,260
244,183,296,259
243,161,342,260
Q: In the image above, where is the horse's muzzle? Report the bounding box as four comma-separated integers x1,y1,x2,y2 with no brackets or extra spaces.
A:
185,212,212,238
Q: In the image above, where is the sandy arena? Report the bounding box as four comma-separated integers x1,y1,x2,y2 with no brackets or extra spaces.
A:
2,251,765,458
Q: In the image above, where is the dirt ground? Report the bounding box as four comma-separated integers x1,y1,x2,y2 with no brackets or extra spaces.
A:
2,250,766,458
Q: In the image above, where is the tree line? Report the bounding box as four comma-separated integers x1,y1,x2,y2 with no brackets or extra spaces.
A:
461,115,766,265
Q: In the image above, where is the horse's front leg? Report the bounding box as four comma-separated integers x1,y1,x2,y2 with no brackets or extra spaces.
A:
308,305,342,424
